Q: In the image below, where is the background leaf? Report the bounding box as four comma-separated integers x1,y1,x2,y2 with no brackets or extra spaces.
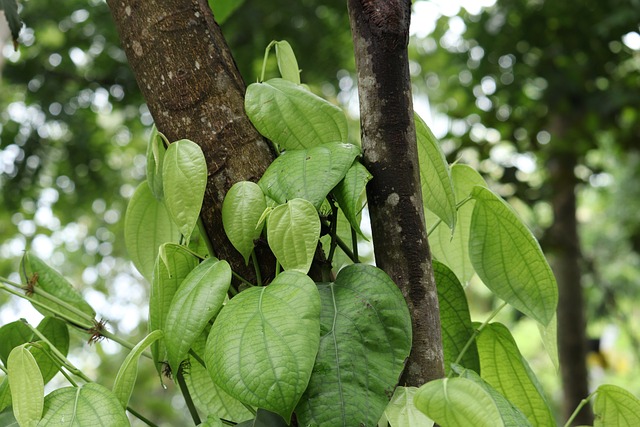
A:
594,384,640,427
206,271,321,422
469,186,558,325
296,264,412,427
267,199,320,274
207,0,246,24
245,78,348,150
162,139,208,243
8,344,43,427
222,181,267,264
0,0,22,45
124,181,181,282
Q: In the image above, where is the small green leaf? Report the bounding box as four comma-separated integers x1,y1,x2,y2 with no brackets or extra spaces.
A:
0,378,11,412
0,0,22,46
207,0,245,24
434,261,480,375
113,330,163,408
0,322,32,366
20,253,95,328
246,78,348,151
427,164,487,284
332,162,372,237
8,344,43,427
384,387,434,427
125,181,181,282
163,139,208,244
266,198,320,274
206,271,321,423
275,41,300,84
414,377,504,427
146,125,166,200
222,181,267,264
165,258,231,371
416,113,456,230
477,323,555,427
149,243,199,374
594,384,640,427
296,264,412,427
259,142,360,209
469,186,558,325
39,383,130,426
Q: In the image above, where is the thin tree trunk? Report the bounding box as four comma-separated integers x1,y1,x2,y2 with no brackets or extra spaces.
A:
107,0,276,282
347,0,445,385
547,151,593,425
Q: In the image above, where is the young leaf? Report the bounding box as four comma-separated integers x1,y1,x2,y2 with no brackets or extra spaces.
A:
259,142,360,209
384,387,434,427
427,164,487,284
146,125,166,200
296,264,412,427
205,271,321,423
149,243,199,374
39,383,130,426
8,344,43,427
332,162,372,237
267,199,321,274
162,139,208,244
469,186,558,325
415,113,456,230
434,261,480,375
222,181,267,264
594,384,640,427
245,78,348,150
477,323,555,427
20,253,95,328
112,330,163,408
165,258,231,371
414,377,503,427
275,41,300,84
125,181,181,282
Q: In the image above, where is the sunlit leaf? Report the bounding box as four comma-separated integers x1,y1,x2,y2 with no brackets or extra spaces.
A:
275,40,300,84
124,181,181,282
469,186,558,325
296,264,412,427
259,142,360,209
332,162,371,237
537,313,559,371
594,384,640,427
206,271,321,423
163,139,208,244
384,387,434,427
8,344,43,427
266,199,320,274
246,78,348,150
222,181,267,264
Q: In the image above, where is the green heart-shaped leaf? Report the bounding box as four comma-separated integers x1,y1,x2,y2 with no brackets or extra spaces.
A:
222,181,267,264
8,344,43,427
594,384,640,427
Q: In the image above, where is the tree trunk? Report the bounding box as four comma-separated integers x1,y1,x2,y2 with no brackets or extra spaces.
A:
547,151,593,425
107,0,276,282
347,0,445,385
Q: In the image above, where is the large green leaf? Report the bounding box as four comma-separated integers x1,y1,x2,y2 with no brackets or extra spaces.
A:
296,264,412,427
427,164,486,284
267,199,320,274
165,258,231,371
207,0,245,24
8,345,43,427
246,78,348,151
146,125,166,200
469,186,558,325
112,330,163,408
148,243,199,374
384,387,434,427
259,142,360,209
124,181,181,282
222,181,267,264
275,40,300,84
39,383,129,426
205,271,321,423
594,384,640,427
162,139,208,244
434,261,480,375
477,323,555,427
332,162,371,237
20,253,95,328
414,377,503,427
416,113,456,230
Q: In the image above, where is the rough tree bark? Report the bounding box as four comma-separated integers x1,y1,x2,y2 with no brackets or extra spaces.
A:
108,0,276,282
347,0,445,385
547,151,593,425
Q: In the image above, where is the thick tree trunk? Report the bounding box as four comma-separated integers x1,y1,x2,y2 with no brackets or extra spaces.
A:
347,0,445,385
107,0,275,282
547,151,593,425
